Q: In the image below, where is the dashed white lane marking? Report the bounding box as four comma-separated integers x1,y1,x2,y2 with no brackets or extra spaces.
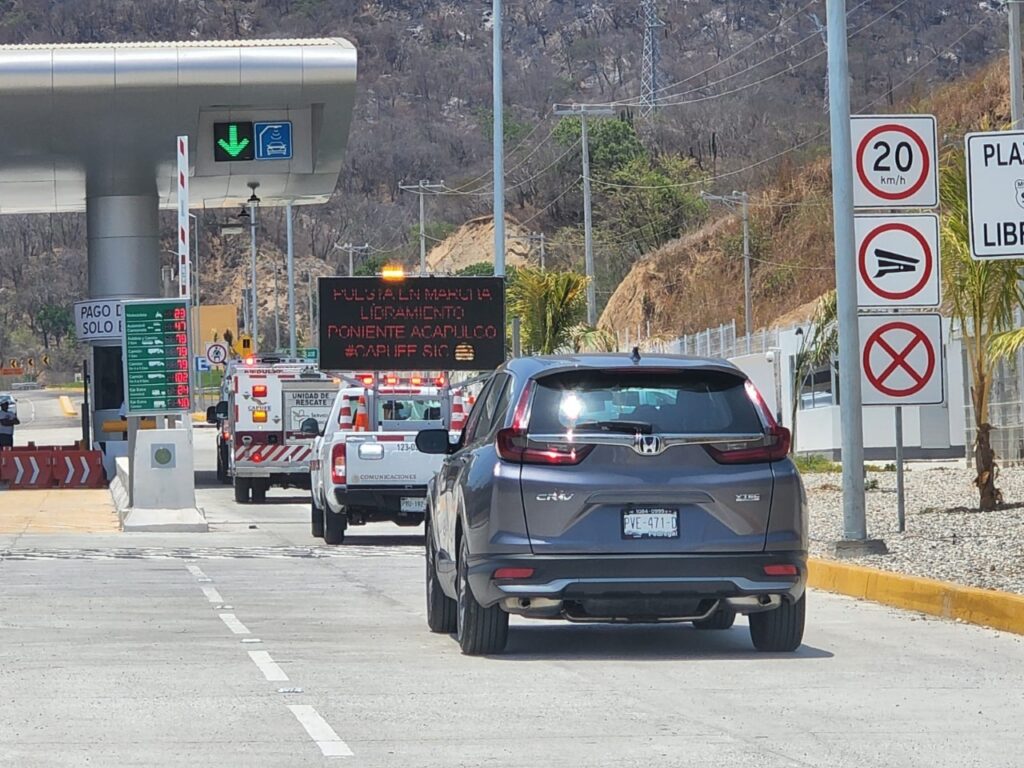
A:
201,585,224,603
288,705,353,758
247,651,289,682
185,564,211,582
218,613,250,635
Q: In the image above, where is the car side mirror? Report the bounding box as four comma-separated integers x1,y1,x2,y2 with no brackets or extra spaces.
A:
300,417,319,436
206,406,218,425
416,428,453,455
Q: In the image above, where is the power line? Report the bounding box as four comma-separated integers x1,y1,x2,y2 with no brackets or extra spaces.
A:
437,138,582,197
610,0,824,106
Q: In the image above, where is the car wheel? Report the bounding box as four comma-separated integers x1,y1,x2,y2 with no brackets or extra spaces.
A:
425,519,456,634
749,594,805,652
456,535,508,655
216,446,227,483
311,495,325,539
324,509,347,545
252,480,267,505
692,605,736,630
219,446,232,485
233,477,251,504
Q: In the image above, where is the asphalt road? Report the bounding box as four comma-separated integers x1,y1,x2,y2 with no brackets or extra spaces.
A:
1,430,1023,767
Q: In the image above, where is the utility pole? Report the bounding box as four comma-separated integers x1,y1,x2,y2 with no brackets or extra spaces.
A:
337,242,370,277
701,191,752,350
399,180,445,275
286,203,297,358
827,0,872,552
1012,0,1023,128
307,271,316,350
272,262,281,352
554,103,614,326
493,0,506,278
639,0,666,119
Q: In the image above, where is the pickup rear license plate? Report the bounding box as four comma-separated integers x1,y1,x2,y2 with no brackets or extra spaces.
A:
401,497,426,513
622,508,679,539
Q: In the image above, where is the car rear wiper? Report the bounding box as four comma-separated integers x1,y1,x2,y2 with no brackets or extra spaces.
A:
573,420,653,435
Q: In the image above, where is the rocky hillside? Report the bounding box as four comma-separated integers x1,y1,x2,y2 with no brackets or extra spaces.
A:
599,60,1013,339
0,1,1010,372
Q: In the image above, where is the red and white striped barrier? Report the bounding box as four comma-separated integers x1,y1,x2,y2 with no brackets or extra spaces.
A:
0,447,105,490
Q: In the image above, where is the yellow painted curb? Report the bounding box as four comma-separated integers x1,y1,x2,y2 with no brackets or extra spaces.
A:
58,395,77,417
809,557,1024,636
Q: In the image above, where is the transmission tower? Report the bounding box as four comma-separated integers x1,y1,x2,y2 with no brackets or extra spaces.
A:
639,0,665,119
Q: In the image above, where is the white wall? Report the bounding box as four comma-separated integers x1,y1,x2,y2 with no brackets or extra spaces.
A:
730,321,965,459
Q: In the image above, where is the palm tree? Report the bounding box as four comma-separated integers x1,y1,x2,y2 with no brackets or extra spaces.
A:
508,267,589,354
941,149,1024,510
789,290,838,454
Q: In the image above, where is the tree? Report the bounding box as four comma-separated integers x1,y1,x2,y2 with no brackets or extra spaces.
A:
941,149,1024,510
508,268,588,355
790,290,837,455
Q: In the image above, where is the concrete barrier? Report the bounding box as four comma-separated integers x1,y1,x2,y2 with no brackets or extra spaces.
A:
809,557,1024,636
58,395,77,417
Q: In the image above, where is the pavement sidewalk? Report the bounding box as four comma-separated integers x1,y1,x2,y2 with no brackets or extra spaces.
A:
0,489,119,534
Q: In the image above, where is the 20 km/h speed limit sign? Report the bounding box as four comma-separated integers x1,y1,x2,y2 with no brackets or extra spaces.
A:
859,314,945,406
855,214,941,309
852,115,938,209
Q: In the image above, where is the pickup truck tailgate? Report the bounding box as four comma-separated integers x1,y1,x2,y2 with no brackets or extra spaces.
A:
344,434,444,486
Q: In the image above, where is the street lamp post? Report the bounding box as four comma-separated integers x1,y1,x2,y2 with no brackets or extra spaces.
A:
247,183,261,350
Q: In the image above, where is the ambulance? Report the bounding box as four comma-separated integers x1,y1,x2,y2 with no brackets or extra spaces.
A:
221,356,335,504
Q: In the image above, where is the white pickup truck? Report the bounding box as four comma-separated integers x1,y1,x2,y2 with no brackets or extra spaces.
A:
309,380,452,544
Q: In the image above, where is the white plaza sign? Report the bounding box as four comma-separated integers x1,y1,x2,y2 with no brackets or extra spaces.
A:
965,130,1024,260
855,214,941,309
851,115,938,210
74,299,123,342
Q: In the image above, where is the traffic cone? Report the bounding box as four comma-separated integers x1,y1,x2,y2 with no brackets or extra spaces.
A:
339,399,353,430
353,396,368,432
451,390,467,433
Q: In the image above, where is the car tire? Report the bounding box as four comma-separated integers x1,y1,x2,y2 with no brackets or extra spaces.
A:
219,445,232,485
252,480,267,505
311,496,325,539
749,594,805,652
233,477,251,504
425,519,456,634
456,535,508,655
692,605,736,630
324,509,347,545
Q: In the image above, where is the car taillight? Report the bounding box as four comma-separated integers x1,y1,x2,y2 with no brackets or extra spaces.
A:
704,380,790,464
252,385,268,398
495,382,593,465
331,443,346,484
253,410,268,423
705,426,791,464
763,564,798,576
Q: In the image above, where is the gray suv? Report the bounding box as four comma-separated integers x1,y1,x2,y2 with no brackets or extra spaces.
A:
416,354,807,655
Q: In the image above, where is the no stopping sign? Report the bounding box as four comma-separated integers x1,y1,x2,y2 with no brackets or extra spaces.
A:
859,314,945,406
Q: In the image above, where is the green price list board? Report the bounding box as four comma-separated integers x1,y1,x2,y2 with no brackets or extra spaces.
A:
121,299,192,416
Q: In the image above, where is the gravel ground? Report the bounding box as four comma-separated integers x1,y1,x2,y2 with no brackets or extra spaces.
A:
806,462,1024,595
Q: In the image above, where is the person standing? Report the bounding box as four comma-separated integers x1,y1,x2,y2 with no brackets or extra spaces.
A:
0,400,20,448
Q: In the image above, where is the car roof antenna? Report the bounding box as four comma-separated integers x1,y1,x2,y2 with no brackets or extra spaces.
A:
630,346,641,364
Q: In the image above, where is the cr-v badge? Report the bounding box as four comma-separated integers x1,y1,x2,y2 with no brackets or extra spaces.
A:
536,492,575,502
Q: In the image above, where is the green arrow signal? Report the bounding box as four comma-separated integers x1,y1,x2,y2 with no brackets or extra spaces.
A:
217,125,251,158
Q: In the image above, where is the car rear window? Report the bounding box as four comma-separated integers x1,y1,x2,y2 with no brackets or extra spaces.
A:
528,369,763,435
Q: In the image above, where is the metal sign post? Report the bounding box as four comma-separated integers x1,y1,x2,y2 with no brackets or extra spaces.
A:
895,406,906,533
